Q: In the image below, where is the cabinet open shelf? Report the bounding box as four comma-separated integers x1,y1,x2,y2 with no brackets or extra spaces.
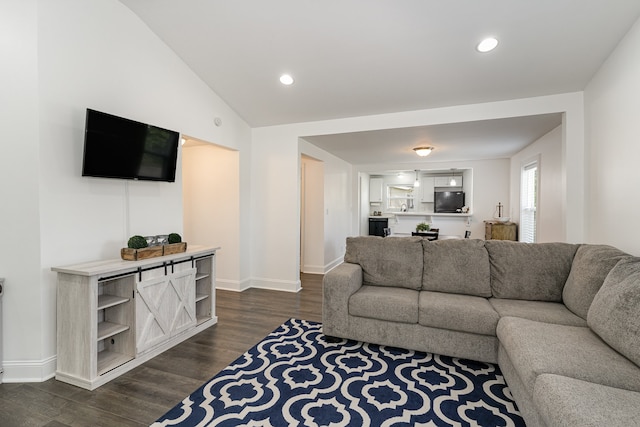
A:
196,315,210,325
97,350,133,376
195,273,209,281
196,293,209,303
97,321,129,342
97,294,129,310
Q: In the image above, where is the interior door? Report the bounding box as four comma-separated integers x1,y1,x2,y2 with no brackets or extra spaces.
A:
135,268,197,354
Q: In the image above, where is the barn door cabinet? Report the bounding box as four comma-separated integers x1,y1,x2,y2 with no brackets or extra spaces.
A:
53,245,218,390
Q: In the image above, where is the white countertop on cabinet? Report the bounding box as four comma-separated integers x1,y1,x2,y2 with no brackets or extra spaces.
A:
52,245,219,277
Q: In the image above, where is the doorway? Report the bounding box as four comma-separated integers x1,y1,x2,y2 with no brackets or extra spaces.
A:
300,155,324,274
182,138,240,289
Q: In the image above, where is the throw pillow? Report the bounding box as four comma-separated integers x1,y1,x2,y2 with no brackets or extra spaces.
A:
344,236,423,290
422,239,491,296
563,244,630,319
587,257,640,367
485,240,578,301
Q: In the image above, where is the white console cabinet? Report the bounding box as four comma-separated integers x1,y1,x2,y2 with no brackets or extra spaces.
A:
52,245,218,390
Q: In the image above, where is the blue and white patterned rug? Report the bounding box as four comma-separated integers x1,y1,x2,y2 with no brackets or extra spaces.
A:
152,319,525,426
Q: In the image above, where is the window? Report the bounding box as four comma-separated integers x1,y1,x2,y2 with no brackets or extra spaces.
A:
387,184,414,210
520,161,538,243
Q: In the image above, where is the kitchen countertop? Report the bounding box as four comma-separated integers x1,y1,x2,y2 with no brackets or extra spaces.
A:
392,212,472,217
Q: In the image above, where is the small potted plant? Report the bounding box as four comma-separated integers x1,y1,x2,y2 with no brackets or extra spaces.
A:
121,235,163,260
416,222,430,232
164,232,187,255
128,235,148,250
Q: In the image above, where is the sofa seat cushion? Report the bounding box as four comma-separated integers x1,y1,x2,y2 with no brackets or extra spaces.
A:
587,257,640,366
418,291,499,336
421,239,491,297
485,240,578,301
489,298,587,327
497,317,640,393
344,236,424,290
534,374,640,427
349,285,419,323
563,244,630,319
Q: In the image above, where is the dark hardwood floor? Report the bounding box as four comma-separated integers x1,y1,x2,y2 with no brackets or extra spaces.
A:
0,273,324,426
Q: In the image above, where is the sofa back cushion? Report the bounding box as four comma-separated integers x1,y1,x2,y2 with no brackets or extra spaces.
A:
422,239,491,296
485,241,578,301
587,257,640,367
563,244,630,319
344,236,423,290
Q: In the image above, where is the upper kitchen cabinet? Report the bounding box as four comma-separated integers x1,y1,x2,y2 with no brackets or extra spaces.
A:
369,177,383,203
420,177,435,202
434,175,463,188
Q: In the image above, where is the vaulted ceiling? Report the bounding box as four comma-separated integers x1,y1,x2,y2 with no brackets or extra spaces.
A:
120,0,640,164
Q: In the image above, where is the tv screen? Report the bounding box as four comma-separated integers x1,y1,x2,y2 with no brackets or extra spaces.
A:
434,191,465,213
82,109,179,182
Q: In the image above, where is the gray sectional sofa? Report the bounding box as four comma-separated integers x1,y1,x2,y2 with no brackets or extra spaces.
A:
322,236,640,426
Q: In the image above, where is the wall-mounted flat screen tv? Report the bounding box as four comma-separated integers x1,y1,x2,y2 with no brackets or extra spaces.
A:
82,109,180,182
434,191,465,213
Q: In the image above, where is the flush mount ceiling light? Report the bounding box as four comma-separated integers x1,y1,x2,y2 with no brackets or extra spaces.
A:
279,74,294,85
413,146,434,157
477,37,499,53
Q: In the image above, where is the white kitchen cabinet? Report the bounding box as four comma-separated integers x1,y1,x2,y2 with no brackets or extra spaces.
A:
420,177,435,202
53,245,218,390
434,175,463,187
369,177,383,202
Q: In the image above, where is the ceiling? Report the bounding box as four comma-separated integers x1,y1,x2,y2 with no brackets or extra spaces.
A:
120,0,640,165
303,114,563,165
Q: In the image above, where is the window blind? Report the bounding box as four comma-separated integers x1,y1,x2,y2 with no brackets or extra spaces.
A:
520,163,537,243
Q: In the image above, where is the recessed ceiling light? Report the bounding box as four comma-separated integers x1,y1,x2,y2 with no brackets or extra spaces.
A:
279,74,294,85
477,37,499,53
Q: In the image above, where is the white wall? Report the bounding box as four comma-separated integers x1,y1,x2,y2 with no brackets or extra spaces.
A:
183,143,241,289
299,141,353,273
252,93,585,291
250,128,301,290
1,0,251,382
0,1,45,380
585,17,640,255
510,125,564,242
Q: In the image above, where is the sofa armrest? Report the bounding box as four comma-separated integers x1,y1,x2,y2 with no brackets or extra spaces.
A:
322,262,363,337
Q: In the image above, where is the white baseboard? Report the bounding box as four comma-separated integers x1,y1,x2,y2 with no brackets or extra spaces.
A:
216,277,252,292
302,257,343,274
2,355,56,383
324,256,344,273
301,264,325,274
216,277,301,292
250,277,301,292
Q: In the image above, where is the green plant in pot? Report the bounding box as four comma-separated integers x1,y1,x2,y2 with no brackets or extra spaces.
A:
416,222,430,232
168,233,182,244
127,235,148,249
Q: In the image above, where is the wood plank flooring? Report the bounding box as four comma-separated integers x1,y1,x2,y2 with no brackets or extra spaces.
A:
0,273,323,427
